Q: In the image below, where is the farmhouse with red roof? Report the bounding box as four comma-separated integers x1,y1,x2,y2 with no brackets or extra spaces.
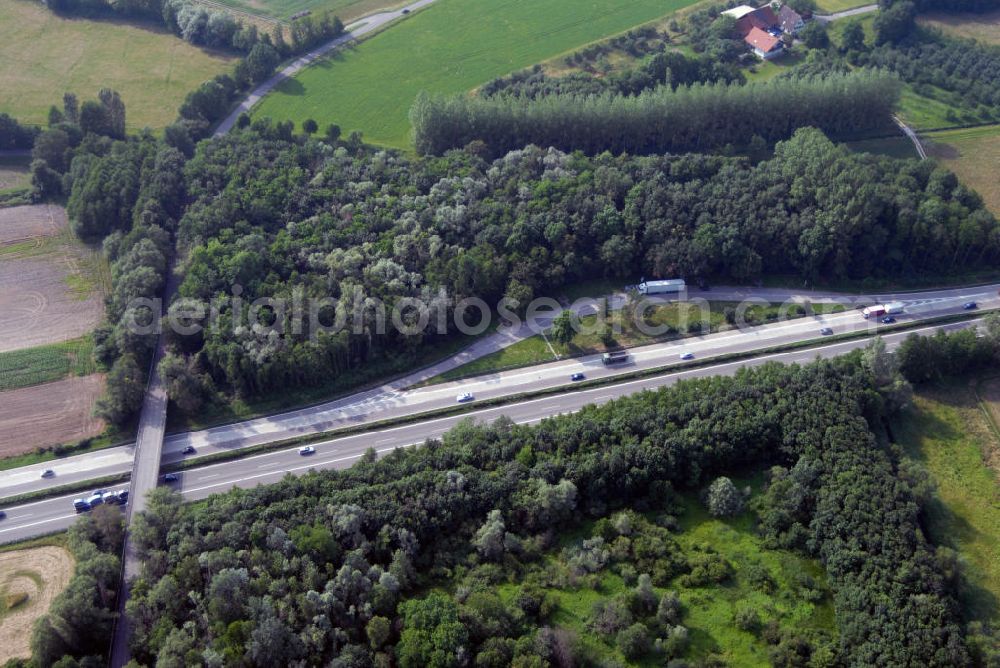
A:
720,3,797,60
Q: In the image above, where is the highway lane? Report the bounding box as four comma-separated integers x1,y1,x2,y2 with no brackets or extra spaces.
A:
0,317,981,545
1,285,995,500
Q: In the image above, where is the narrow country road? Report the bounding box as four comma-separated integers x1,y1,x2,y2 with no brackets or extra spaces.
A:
814,3,878,22
893,115,928,160
213,0,439,136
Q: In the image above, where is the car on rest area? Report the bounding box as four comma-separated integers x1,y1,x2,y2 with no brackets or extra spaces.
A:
456,392,474,403
963,301,978,310
299,446,316,455
164,473,179,482
882,316,896,324
117,490,129,504
73,499,90,513
40,469,55,479
182,445,196,454
679,352,695,360
570,372,586,381
86,493,104,507
820,327,834,335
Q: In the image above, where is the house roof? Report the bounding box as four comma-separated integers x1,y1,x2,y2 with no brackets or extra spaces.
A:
778,5,803,31
722,5,756,19
734,6,780,36
745,26,782,53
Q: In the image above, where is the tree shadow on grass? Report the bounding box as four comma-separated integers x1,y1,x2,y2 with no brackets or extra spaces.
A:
277,77,307,96
925,140,961,160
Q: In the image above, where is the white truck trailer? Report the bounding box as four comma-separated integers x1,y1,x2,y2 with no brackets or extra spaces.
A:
637,279,686,295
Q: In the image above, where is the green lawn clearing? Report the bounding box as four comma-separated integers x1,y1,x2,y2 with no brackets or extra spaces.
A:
0,0,235,131
252,0,705,148
844,134,920,159
488,484,835,666
892,382,1000,625
743,50,804,83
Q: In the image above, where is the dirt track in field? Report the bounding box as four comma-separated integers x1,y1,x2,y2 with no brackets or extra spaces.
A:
0,545,74,663
0,204,105,352
0,375,105,457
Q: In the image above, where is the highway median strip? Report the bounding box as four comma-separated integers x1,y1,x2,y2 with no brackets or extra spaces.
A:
2,310,991,509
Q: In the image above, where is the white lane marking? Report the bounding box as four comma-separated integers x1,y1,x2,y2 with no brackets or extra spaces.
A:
185,443,417,494
0,513,76,533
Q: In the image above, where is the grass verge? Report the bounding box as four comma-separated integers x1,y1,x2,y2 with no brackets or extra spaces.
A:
892,381,1000,624
432,301,846,384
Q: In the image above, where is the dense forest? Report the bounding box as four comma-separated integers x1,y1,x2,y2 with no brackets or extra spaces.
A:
411,71,900,157
95,351,978,666
0,112,39,149
30,508,125,666
52,120,998,416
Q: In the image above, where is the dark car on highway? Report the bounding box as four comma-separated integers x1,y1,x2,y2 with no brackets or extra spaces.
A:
570,372,585,381
964,301,978,310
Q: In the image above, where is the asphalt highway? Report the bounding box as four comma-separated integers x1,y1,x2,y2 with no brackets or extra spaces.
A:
1,284,996,502
0,317,982,544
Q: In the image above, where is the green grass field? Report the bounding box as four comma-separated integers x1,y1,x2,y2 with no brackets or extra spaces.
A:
924,124,1000,216
252,0,704,148
844,135,920,159
918,10,1000,46
0,337,96,393
893,383,1000,625
815,0,872,13
0,0,235,131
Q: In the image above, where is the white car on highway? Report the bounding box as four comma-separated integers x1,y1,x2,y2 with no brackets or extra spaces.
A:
456,392,474,403
299,446,316,455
